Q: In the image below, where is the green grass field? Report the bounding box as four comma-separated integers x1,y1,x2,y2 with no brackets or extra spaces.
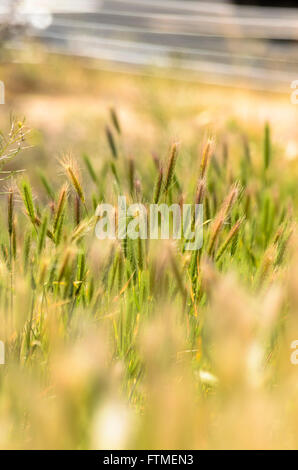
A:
0,54,298,449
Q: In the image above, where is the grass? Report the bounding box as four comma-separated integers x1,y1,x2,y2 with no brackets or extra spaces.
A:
0,54,298,449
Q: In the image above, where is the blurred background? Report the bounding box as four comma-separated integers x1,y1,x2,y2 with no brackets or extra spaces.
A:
0,0,297,182
1,0,298,92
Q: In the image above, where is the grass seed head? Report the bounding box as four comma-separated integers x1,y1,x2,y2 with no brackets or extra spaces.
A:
200,138,214,178
164,142,179,194
53,183,68,234
60,155,85,205
20,180,35,225
153,166,163,204
195,178,206,205
110,107,121,135
105,125,118,159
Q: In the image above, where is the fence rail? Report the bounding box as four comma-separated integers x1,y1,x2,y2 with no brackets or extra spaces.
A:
1,0,298,91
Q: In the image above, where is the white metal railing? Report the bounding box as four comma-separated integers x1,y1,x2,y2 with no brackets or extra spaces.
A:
1,0,298,91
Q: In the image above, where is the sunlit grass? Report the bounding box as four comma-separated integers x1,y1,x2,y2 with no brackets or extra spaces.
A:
0,54,297,449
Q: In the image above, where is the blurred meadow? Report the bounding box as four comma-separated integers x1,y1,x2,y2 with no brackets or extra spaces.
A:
0,1,298,450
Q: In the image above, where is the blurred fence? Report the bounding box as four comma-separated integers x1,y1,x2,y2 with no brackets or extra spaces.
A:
1,0,298,91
